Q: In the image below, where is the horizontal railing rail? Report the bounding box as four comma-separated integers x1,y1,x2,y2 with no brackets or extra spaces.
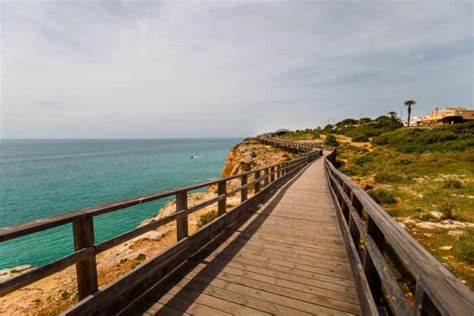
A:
248,136,320,153
0,140,322,310
324,150,474,315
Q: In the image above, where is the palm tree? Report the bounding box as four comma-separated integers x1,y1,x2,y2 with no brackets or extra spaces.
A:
404,100,416,127
388,111,397,121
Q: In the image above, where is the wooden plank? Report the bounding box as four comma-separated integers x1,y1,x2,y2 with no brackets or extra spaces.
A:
254,170,261,193
227,230,347,256
264,168,269,187
177,265,358,314
201,239,353,275
204,248,355,280
200,256,357,289
96,212,177,253
147,292,230,315
166,274,313,316
64,239,190,315
240,174,248,202
119,301,189,316
0,247,94,296
176,191,188,241
210,237,350,263
217,181,226,216
72,217,98,299
163,284,272,315
187,256,358,302
365,235,412,315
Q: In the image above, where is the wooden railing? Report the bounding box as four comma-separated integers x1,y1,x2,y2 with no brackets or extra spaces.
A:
0,140,322,314
324,150,474,315
249,136,320,153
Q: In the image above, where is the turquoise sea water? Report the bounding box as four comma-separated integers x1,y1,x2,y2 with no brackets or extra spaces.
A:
0,138,240,269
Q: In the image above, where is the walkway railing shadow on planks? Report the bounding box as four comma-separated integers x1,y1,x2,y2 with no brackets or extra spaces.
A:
324,150,473,316
0,138,322,314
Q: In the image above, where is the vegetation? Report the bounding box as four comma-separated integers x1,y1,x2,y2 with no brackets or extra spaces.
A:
280,128,321,141
369,189,397,204
324,134,339,146
322,115,403,142
372,122,474,153
60,291,70,300
136,253,146,261
197,210,218,228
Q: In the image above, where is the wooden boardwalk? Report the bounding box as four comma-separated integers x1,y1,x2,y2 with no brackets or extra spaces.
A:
121,157,361,315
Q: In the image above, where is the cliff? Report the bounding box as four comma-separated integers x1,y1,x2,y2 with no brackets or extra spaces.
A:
0,139,296,315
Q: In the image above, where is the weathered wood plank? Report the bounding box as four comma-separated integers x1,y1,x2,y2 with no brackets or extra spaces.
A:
176,191,188,241
72,217,98,299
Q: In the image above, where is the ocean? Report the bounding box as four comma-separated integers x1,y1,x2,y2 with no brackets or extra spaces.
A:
0,138,240,269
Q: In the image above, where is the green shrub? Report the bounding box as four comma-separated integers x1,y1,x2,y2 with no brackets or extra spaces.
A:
60,291,70,300
457,229,474,264
324,134,339,146
119,258,128,265
339,167,356,176
136,253,146,261
372,122,474,153
374,172,407,183
397,159,413,165
197,210,218,228
439,202,457,220
418,213,438,221
354,155,373,166
351,133,370,142
443,179,464,189
369,189,397,204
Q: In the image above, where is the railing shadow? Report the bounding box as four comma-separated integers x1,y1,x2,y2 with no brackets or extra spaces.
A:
124,162,310,315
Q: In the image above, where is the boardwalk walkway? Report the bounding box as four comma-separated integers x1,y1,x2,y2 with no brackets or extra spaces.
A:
121,157,361,315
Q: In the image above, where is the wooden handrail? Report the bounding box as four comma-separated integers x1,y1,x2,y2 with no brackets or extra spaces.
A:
0,140,322,301
324,151,474,315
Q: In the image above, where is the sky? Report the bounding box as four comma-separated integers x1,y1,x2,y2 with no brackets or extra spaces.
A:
1,0,473,138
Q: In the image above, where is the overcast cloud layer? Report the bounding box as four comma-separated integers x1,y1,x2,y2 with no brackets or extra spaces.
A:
1,0,472,138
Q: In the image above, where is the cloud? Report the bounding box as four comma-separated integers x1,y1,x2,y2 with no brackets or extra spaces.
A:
1,0,472,138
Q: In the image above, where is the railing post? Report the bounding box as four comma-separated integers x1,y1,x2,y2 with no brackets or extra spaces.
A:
73,217,98,300
349,215,361,251
270,166,275,182
351,193,364,216
277,164,282,178
217,180,226,216
414,280,425,316
414,279,439,315
241,174,248,202
363,249,383,306
364,216,385,305
176,191,188,241
264,168,269,187
367,216,385,251
254,170,261,193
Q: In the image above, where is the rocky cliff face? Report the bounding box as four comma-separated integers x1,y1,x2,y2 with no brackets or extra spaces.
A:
0,139,297,315
221,139,297,177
